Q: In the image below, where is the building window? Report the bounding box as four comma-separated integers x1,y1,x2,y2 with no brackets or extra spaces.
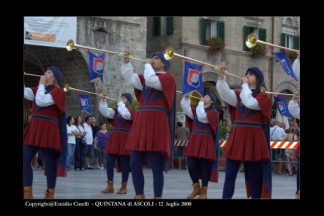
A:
153,16,173,36
243,26,266,51
281,33,299,50
200,17,225,45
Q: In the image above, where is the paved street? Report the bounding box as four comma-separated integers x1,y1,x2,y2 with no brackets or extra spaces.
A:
30,168,297,199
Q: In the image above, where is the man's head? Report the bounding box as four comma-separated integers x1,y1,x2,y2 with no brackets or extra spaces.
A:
204,92,217,107
152,51,170,71
245,67,264,87
46,66,62,86
121,93,132,105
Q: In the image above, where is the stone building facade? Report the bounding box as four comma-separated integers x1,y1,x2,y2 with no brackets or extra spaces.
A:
24,16,147,123
24,16,300,125
146,16,300,124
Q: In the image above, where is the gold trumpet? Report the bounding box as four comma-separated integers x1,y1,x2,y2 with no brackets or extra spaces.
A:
176,90,201,100
63,84,118,101
66,39,145,63
24,72,42,78
164,47,242,79
246,33,299,53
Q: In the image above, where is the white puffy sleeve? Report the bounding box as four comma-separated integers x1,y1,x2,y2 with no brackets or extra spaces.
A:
99,99,115,119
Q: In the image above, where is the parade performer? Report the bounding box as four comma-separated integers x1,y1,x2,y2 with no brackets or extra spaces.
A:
24,66,67,199
99,93,135,195
181,93,220,199
216,66,272,199
288,88,300,199
120,50,176,199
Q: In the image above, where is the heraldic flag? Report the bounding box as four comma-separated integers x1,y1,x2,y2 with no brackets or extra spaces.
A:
79,94,91,114
88,51,105,82
182,61,204,103
274,96,292,118
274,52,298,81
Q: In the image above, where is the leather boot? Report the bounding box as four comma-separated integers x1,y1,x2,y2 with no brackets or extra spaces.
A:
134,194,145,199
187,182,201,199
44,188,55,199
198,186,207,199
295,191,300,199
101,180,114,193
24,186,33,199
117,182,127,194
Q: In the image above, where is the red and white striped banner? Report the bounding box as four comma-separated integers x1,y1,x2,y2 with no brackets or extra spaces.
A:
270,141,299,149
174,140,299,149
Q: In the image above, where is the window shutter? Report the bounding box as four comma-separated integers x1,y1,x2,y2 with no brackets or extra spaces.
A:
293,36,300,50
166,16,174,35
243,26,250,51
153,17,161,36
259,28,266,41
281,33,286,52
200,18,207,45
217,21,225,40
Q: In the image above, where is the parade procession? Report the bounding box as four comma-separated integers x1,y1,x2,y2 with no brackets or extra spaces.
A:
23,17,300,201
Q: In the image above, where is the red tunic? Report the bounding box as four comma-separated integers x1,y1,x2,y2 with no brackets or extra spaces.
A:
224,90,271,161
24,86,66,152
106,108,135,155
126,73,176,157
185,107,219,161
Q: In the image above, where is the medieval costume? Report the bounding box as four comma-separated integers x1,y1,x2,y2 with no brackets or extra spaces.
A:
24,66,67,199
217,67,272,199
121,51,176,199
181,93,220,199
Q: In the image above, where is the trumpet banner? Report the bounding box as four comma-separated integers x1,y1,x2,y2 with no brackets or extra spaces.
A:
88,51,105,82
182,61,204,106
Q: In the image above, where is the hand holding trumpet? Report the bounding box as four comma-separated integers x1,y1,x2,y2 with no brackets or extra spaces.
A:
293,88,300,100
99,92,108,100
218,61,227,80
123,49,130,63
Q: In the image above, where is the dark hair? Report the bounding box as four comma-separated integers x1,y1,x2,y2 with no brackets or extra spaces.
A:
66,116,74,126
100,122,106,127
177,122,183,127
75,115,83,125
85,115,91,122
246,70,264,96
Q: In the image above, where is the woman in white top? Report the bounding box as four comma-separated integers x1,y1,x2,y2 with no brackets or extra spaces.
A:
66,116,78,171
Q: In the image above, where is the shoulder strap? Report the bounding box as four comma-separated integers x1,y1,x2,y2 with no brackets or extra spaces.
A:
271,126,277,140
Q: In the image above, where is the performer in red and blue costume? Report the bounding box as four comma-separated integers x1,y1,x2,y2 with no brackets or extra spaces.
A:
98,92,135,195
181,93,220,199
121,50,176,199
216,66,272,199
24,66,67,199
288,88,300,199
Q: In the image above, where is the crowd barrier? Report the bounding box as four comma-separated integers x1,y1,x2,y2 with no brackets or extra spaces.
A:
172,140,300,171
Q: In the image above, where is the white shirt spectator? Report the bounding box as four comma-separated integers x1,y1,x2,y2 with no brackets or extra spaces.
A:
270,125,286,141
67,124,78,144
83,123,93,145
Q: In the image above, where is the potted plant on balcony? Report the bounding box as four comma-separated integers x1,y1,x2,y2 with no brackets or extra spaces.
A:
288,50,298,63
250,43,265,57
207,37,225,54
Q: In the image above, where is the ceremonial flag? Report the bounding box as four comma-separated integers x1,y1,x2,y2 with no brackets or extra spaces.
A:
79,94,91,114
274,52,298,81
88,51,105,82
274,96,292,118
182,61,203,97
